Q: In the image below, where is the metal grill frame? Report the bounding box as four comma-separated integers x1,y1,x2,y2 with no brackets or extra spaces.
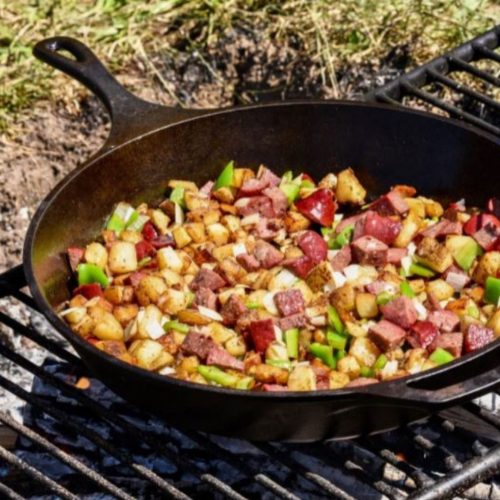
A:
366,25,500,136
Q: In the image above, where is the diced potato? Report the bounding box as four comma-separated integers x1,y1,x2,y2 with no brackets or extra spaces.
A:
104,285,126,305
113,304,139,326
220,258,245,285
250,364,289,385
150,209,170,235
158,289,188,315
158,269,182,286
89,306,124,341
445,298,468,316
177,309,212,325
404,348,427,374
416,237,453,273
306,261,334,292
225,335,247,357
355,293,378,319
95,340,133,363
157,247,183,273
108,241,137,274
70,295,88,308
129,339,173,371
349,337,380,367
337,355,361,380
221,215,241,234
220,203,237,215
84,242,108,269
420,197,443,218
426,279,455,301
62,307,87,324
136,275,167,305
184,223,206,243
73,315,94,337
233,168,254,188
473,251,500,285
185,190,210,211
287,365,316,390
487,309,500,336
330,283,356,312
335,168,366,204
409,279,425,294
206,223,229,246
177,356,200,376
406,198,426,218
213,187,235,204
120,230,143,244
329,371,350,389
168,179,198,192
212,244,234,262
394,211,421,248
284,211,311,233
218,286,246,305
208,322,234,344
172,226,192,248
203,209,221,226
284,246,303,260
319,173,338,190
345,321,368,338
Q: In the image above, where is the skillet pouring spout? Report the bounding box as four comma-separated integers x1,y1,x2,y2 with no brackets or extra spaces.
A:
25,36,500,441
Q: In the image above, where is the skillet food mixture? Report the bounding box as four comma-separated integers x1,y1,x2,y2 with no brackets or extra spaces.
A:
59,164,500,391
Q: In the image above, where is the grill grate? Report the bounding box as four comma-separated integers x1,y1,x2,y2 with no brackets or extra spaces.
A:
366,25,500,136
0,267,499,499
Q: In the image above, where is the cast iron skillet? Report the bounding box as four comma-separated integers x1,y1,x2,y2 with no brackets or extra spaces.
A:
25,37,500,442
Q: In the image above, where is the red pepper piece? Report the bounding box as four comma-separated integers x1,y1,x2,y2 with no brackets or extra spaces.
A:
73,283,103,299
297,230,327,264
67,247,85,272
284,255,316,279
142,221,158,241
135,240,157,260
295,188,336,226
463,213,500,236
249,319,276,354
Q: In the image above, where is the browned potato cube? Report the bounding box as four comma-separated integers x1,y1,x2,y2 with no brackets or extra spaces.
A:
108,241,137,273
335,168,366,204
306,261,334,292
355,293,378,318
415,237,452,273
185,191,210,211
284,211,311,233
84,242,108,269
206,223,229,246
172,226,192,248
168,180,198,192
473,251,500,285
185,223,206,243
113,304,139,326
426,279,454,301
330,283,356,312
329,371,350,389
135,275,168,306
287,365,316,390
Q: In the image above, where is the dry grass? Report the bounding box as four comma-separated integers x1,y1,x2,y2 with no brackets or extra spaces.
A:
0,0,497,131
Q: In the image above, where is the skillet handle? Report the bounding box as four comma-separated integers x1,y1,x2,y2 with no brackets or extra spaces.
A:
33,37,202,152
359,356,500,407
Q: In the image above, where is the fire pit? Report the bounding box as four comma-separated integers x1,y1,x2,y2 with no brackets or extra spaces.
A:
0,26,499,498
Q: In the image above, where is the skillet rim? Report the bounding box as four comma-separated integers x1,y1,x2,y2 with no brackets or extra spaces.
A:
24,99,500,400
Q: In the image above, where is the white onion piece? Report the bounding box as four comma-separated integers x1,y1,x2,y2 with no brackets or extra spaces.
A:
407,242,417,256
241,213,260,226
174,203,184,225
401,256,413,275
310,315,327,326
334,213,344,222
273,325,283,342
232,242,247,257
263,292,279,315
412,299,428,320
272,269,298,290
327,249,339,260
446,271,469,292
145,319,165,340
158,366,176,376
343,265,361,281
332,271,347,288
198,306,223,321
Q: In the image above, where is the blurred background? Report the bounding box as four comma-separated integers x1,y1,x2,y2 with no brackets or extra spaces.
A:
0,0,498,273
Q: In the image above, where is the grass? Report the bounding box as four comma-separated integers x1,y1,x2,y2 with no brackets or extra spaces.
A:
0,0,497,131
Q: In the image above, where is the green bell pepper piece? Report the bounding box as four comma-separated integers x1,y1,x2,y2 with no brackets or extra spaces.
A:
266,359,292,370
197,365,253,389
360,366,375,378
169,186,186,208
429,348,454,365
214,160,234,189
285,328,299,359
330,225,354,249
309,343,336,368
280,182,300,205
409,262,436,278
336,350,346,361
106,213,126,234
373,354,388,370
466,304,480,319
163,320,189,334
300,179,315,189
77,263,109,288
327,305,344,334
376,291,394,306
186,291,195,307
246,302,262,310
485,276,500,305
138,257,152,268
327,329,348,351
126,214,149,232
281,170,294,182
400,281,415,298
106,202,137,234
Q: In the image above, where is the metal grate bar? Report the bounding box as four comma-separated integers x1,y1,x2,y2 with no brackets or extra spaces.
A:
409,444,500,500
0,481,26,500
0,445,79,500
448,56,500,86
0,411,135,500
427,68,500,111
0,373,190,499
474,44,500,63
0,310,80,365
400,80,500,135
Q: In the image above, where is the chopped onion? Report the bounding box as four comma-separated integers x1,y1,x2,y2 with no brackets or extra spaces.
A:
273,325,283,342
198,306,223,321
123,319,137,342
334,213,344,222
412,299,428,320
263,292,279,315
145,319,165,340
310,315,326,326
407,242,417,256
344,265,361,281
174,203,184,225
327,249,339,260
401,256,413,275
232,242,247,257
332,271,347,288
158,366,176,376
272,269,298,290
446,271,469,292
59,307,83,317
241,213,260,226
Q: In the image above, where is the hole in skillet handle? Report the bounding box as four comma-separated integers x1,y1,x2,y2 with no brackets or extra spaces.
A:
360,342,500,407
